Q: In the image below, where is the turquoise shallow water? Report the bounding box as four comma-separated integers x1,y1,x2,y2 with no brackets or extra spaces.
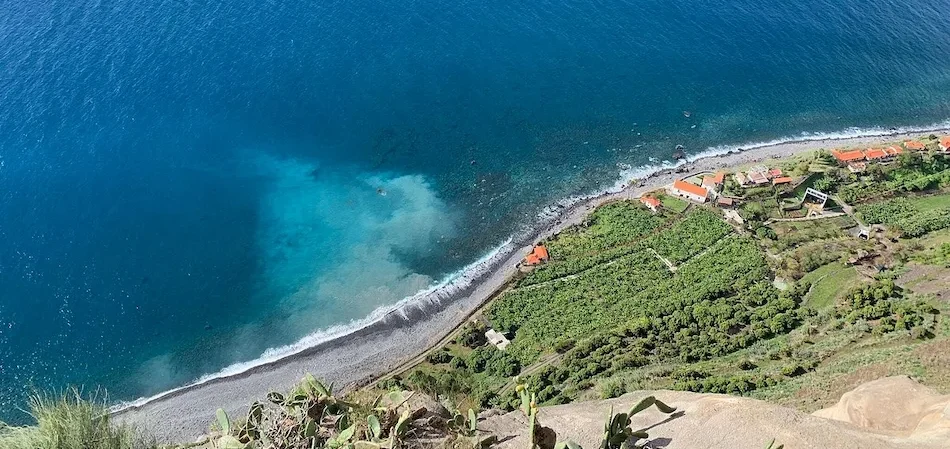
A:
2,0,950,423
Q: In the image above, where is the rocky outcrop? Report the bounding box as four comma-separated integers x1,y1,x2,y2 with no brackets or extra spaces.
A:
813,375,950,443
481,376,950,449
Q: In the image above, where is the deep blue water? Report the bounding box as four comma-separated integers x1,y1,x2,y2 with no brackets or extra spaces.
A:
2,0,950,422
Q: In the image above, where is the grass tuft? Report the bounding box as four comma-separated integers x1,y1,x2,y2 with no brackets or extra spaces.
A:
0,388,153,449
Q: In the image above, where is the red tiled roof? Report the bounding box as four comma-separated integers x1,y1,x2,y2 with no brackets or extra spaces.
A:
864,148,888,160
772,177,793,185
768,168,783,178
748,171,770,184
672,179,708,199
831,149,865,162
523,244,549,266
904,140,925,150
940,136,950,149
885,146,903,156
640,196,661,208
534,245,549,260
701,176,717,187
706,172,725,184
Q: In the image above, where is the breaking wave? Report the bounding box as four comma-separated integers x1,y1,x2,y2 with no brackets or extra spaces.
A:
111,118,950,414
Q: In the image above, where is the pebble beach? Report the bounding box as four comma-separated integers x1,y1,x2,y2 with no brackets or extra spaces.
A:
116,127,950,443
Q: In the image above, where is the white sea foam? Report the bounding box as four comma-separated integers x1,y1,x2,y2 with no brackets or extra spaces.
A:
533,119,950,222
110,236,515,413
111,118,950,414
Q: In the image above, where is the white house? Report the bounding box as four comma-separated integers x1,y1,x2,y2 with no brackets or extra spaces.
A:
668,179,708,203
940,136,950,153
485,329,511,350
640,196,661,213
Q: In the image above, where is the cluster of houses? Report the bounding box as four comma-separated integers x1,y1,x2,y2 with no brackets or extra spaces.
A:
831,145,904,173
662,171,737,207
832,138,950,173
733,165,793,187
524,137,950,267
653,136,950,211
639,169,745,210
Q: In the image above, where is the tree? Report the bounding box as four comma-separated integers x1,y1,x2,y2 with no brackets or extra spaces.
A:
898,151,923,170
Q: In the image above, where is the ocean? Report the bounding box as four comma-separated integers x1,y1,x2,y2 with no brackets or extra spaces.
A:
1,0,949,423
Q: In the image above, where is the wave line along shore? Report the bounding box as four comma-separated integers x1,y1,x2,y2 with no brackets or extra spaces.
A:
115,121,950,443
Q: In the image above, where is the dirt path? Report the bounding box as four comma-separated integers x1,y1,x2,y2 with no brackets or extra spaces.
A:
767,212,846,223
648,248,677,272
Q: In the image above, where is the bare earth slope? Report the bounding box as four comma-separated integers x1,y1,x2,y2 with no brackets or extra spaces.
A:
482,376,950,449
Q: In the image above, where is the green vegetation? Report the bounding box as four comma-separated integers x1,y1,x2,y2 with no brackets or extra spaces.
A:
0,389,152,449
6,142,950,448
0,375,694,449
519,203,666,287
395,146,950,415
396,204,812,409
766,216,856,253
835,280,938,337
906,192,950,210
837,150,950,204
655,193,689,213
799,263,861,310
205,375,435,449
915,242,950,267
857,196,950,237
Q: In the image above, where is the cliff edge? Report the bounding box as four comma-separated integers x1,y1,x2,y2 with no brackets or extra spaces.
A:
481,376,950,448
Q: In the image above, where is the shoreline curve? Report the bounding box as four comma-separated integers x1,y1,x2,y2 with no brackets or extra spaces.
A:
115,121,950,442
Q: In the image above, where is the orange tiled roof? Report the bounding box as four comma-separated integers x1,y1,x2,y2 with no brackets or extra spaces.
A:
710,172,725,183
701,176,717,187
672,179,708,198
768,168,783,178
864,148,888,160
640,196,661,208
523,244,549,266
831,149,865,162
772,177,793,185
904,140,925,150
885,146,903,156
940,136,950,149
748,171,770,184
534,245,549,260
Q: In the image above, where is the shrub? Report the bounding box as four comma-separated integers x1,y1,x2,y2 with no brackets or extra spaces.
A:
598,379,625,399
738,360,757,371
449,356,468,370
426,349,453,364
457,323,487,348
553,338,576,353
755,226,777,240
781,364,807,377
